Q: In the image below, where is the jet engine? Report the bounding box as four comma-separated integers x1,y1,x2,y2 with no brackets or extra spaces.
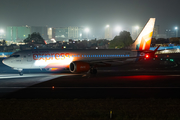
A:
69,61,90,73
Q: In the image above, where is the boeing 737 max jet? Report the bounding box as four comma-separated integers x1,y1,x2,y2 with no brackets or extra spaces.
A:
3,18,156,75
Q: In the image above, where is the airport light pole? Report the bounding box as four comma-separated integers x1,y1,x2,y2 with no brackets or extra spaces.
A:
175,27,178,37
0,29,4,39
85,28,89,40
135,26,139,36
115,26,122,35
80,33,82,40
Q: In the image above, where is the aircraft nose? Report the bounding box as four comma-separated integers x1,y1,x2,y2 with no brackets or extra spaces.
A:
2,59,6,65
2,59,9,66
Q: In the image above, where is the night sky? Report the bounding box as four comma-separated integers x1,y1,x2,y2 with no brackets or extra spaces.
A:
0,0,180,37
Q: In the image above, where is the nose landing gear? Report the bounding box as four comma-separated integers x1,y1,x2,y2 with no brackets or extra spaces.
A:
18,69,23,76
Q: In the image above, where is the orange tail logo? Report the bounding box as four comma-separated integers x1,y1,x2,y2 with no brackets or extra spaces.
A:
131,18,155,51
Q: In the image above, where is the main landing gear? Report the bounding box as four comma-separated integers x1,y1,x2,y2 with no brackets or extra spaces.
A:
13,68,23,76
82,68,97,77
90,68,97,74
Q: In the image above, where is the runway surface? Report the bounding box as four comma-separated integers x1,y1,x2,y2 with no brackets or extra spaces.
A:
1,58,180,99
0,70,180,99
0,73,74,97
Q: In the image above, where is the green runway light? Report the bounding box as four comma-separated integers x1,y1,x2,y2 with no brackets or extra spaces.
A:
170,59,174,62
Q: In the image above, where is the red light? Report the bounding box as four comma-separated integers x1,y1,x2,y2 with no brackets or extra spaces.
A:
145,54,149,58
155,55,158,57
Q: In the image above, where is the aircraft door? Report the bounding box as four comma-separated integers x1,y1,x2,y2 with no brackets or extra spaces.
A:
27,54,32,62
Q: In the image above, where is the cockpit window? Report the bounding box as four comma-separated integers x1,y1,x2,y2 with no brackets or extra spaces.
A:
10,55,20,58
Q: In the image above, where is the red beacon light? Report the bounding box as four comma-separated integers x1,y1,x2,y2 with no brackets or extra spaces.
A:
145,54,149,58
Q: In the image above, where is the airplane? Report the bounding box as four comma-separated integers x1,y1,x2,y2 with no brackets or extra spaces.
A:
3,18,156,76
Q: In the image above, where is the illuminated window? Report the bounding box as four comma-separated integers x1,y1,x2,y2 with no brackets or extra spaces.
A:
78,55,80,57
95,55,96,57
93,55,94,57
91,55,92,57
99,55,100,57
82,55,83,57
84,55,86,57
72,55,73,57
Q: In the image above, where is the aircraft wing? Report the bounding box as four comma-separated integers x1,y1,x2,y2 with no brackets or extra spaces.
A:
78,56,139,67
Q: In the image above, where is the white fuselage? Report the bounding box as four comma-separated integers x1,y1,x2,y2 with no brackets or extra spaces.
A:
3,49,139,70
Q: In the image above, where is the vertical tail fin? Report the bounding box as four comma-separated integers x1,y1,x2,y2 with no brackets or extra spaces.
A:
131,18,156,51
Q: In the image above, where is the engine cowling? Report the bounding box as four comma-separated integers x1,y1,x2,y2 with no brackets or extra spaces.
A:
69,61,90,73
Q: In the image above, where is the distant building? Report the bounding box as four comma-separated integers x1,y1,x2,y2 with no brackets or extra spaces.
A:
153,25,159,38
156,34,167,39
105,25,112,40
0,30,6,39
6,26,31,42
55,27,68,41
30,26,48,40
165,29,176,38
6,26,48,43
47,27,55,39
68,27,84,40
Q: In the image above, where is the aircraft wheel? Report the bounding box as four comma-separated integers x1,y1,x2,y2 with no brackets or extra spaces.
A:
93,69,97,74
90,68,97,74
19,72,23,76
